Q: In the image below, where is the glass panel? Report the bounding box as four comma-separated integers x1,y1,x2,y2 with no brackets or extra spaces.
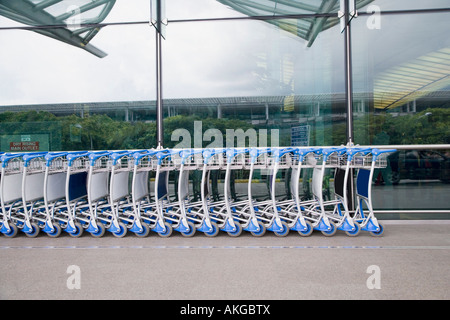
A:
0,24,156,151
0,0,149,57
162,17,345,149
372,148,450,213
352,12,450,146
351,11,450,214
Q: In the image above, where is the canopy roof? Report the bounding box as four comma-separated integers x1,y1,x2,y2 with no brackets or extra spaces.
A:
217,0,374,47
374,47,450,110
0,0,116,57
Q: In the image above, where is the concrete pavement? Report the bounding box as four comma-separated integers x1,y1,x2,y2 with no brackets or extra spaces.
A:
0,220,449,300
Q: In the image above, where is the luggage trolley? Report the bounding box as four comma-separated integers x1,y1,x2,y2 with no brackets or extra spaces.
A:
277,147,325,235
215,148,253,237
268,147,315,236
177,148,226,237
204,147,269,237
57,151,91,237
1,153,24,237
0,152,44,237
353,148,396,236
328,147,374,236
130,149,158,236
309,147,369,236
154,149,200,237
21,152,64,237
105,150,136,237
102,151,133,238
197,148,246,237
299,147,347,236
148,149,175,237
86,150,127,237
109,151,150,237
198,148,229,236
171,148,216,237
242,147,283,236
42,152,71,237
130,149,173,237
284,147,323,236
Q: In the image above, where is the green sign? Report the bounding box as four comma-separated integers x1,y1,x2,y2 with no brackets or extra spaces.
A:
1,134,50,152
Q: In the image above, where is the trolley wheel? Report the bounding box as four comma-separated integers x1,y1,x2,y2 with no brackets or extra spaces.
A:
345,221,361,237
298,220,313,237
204,221,219,237
90,223,106,238
181,222,196,237
135,223,150,238
227,221,242,237
158,222,173,238
274,221,289,237
112,223,127,238
370,223,384,237
321,221,337,237
68,222,84,238
3,224,18,238
250,221,266,237
47,223,62,238
25,223,40,238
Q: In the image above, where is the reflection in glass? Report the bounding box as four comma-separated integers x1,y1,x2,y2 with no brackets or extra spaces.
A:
0,0,117,57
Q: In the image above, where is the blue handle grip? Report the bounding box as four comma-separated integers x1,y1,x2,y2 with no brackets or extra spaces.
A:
67,151,89,166
202,148,225,164
45,152,68,166
23,152,47,167
1,153,24,168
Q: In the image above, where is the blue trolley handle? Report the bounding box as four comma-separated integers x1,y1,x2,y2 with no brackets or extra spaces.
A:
371,148,397,161
293,147,321,162
44,152,68,167
345,147,373,161
249,147,271,163
178,149,203,165
66,151,89,167
226,148,249,164
1,153,25,168
270,147,296,163
109,150,133,166
22,152,48,167
202,148,225,164
132,149,159,165
88,151,111,166
321,147,346,161
155,149,172,165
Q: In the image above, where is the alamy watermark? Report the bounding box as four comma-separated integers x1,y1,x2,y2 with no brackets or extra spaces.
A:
171,120,280,149
366,265,381,289
65,5,82,30
66,265,81,290
366,5,381,30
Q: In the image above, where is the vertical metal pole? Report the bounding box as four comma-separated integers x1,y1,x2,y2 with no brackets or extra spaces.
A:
155,0,164,149
344,0,354,146
344,0,355,211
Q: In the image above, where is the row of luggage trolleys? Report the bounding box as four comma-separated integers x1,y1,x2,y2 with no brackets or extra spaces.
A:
0,146,395,238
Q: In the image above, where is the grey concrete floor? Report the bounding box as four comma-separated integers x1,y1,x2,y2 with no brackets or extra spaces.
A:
0,220,449,300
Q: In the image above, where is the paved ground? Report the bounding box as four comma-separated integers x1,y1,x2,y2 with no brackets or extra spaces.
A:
0,220,449,301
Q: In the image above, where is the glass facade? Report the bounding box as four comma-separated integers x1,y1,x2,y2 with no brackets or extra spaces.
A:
0,0,449,218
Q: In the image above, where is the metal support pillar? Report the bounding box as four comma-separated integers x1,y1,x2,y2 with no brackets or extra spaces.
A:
344,0,354,146
156,29,164,149
343,0,355,211
154,0,164,149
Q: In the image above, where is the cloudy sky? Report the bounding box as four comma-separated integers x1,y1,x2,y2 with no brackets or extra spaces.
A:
0,0,448,106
